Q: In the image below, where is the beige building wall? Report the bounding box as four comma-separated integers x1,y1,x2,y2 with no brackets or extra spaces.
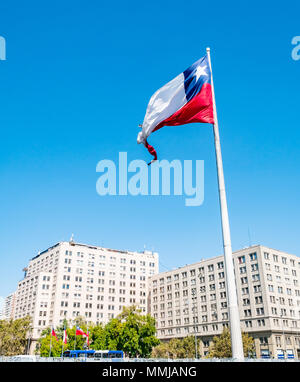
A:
149,245,300,359
13,240,159,354
3,292,16,320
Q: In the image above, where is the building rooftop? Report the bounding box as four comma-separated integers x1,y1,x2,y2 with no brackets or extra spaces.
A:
150,244,299,277
30,240,158,261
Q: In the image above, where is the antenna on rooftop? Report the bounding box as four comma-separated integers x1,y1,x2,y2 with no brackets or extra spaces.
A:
69,233,75,245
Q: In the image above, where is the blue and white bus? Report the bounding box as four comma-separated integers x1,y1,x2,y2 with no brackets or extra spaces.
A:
93,350,124,359
62,350,124,359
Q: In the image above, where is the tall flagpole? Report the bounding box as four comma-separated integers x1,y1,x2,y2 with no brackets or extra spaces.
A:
61,326,66,358
49,326,53,358
206,47,244,360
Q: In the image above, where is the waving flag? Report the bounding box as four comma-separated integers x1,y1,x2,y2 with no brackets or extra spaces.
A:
75,326,86,336
63,328,68,344
51,328,58,341
86,331,90,347
137,54,214,163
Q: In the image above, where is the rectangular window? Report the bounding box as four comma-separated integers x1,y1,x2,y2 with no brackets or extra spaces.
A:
238,256,245,264
249,252,257,261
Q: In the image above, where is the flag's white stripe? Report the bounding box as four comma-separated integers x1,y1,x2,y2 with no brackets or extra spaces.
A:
138,73,187,144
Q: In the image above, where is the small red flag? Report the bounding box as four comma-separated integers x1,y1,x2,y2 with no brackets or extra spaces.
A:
75,326,86,336
51,329,58,341
63,329,68,344
86,331,90,347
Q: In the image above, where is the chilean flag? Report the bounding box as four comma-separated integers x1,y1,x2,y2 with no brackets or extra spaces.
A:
63,328,68,344
75,326,86,336
137,54,214,163
86,331,90,347
51,328,58,340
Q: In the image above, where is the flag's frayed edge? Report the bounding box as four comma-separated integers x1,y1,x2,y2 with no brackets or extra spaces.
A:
145,140,157,166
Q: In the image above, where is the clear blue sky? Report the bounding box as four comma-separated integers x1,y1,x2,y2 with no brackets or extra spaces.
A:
0,0,299,298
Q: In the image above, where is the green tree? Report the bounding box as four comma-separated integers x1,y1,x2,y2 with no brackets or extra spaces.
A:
38,334,67,357
90,306,159,357
138,314,160,357
117,305,160,358
37,317,91,357
73,316,87,330
151,336,199,359
63,326,87,352
0,316,31,356
55,318,69,339
173,336,198,358
65,316,92,351
37,326,68,357
104,318,123,350
207,328,255,358
151,341,170,358
241,331,256,358
90,323,106,350
36,306,160,358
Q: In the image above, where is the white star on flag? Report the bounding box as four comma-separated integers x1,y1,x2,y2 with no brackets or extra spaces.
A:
195,65,208,81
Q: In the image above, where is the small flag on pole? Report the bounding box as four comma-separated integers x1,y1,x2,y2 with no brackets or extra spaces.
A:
86,331,90,347
75,326,86,336
63,328,68,344
137,54,214,164
51,328,58,341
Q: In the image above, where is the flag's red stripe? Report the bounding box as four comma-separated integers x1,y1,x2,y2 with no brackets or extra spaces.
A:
145,140,157,164
76,329,85,336
153,83,214,132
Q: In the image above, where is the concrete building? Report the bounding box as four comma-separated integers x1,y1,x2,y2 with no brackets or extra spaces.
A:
3,292,16,320
149,245,300,359
13,239,159,353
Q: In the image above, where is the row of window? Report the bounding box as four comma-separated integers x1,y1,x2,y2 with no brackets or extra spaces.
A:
66,251,156,266
159,322,229,336
268,284,300,296
263,252,299,267
159,313,229,327
158,318,300,335
153,250,298,287
153,262,225,286
265,263,297,276
237,252,258,264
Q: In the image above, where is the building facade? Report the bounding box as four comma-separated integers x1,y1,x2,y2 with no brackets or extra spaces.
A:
3,292,16,320
13,240,159,353
149,245,300,359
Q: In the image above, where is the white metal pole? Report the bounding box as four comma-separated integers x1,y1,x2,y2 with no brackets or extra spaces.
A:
206,47,244,360
49,327,53,358
61,326,66,358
